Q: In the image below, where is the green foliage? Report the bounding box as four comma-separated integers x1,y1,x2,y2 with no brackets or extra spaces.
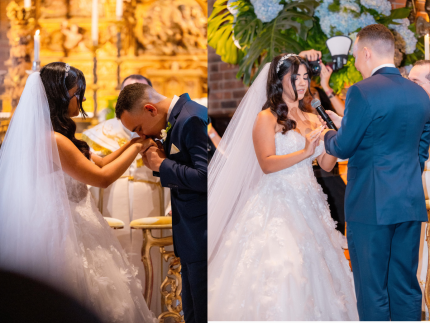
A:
234,0,318,85
208,0,243,64
329,56,362,94
376,7,410,25
105,97,118,120
209,0,423,91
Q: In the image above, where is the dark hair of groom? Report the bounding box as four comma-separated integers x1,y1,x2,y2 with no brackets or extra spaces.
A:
356,24,394,56
115,83,164,119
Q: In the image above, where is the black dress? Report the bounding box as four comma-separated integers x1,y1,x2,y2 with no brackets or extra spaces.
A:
313,163,346,234
312,87,346,235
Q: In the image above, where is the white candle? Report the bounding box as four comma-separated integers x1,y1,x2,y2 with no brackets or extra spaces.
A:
116,0,123,20
34,30,40,61
426,34,429,60
24,0,31,8
91,0,98,46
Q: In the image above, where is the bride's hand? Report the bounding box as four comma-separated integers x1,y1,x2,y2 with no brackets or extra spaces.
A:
304,127,323,157
132,137,157,154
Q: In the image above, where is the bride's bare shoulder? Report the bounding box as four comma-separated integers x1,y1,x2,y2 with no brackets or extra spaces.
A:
256,109,277,123
254,109,278,134
54,132,75,151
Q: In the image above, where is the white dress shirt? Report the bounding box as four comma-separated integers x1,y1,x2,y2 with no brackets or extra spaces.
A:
167,95,180,121
371,64,396,76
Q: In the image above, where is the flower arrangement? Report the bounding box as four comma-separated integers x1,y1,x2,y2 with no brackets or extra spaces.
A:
208,0,425,93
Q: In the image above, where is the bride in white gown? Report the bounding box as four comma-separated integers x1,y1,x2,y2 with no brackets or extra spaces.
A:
0,63,157,323
208,54,359,320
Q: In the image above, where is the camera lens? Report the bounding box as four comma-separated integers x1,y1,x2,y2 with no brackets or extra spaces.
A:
308,60,321,77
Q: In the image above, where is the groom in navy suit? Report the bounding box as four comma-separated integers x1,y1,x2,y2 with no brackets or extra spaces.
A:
322,24,430,320
115,85,207,323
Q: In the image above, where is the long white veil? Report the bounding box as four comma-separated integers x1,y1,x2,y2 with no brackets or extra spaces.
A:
0,73,88,302
208,63,270,261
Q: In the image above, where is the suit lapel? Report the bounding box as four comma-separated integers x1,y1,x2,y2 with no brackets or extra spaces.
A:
163,93,191,156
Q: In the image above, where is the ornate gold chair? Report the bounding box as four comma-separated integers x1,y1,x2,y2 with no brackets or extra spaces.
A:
103,217,125,229
96,187,125,230
130,216,183,323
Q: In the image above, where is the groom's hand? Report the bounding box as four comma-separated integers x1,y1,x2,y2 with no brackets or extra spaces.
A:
318,111,342,130
141,146,166,172
133,137,157,154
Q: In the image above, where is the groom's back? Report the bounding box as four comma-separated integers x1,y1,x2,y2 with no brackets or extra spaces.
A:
345,67,430,224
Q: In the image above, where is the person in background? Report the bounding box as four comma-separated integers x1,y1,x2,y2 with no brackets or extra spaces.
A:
408,60,430,319
208,117,221,163
121,74,153,89
300,50,347,237
82,74,171,315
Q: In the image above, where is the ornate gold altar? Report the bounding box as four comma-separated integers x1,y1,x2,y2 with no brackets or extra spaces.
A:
2,0,207,119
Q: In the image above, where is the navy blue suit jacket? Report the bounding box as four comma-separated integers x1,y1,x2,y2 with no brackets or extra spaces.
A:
324,67,430,225
158,94,207,263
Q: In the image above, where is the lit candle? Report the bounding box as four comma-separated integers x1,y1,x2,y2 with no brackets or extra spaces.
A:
34,30,40,62
24,0,31,8
116,0,123,20
426,34,429,60
91,0,98,46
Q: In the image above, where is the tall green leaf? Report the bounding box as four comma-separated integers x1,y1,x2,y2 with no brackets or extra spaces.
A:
232,1,263,50
208,0,242,64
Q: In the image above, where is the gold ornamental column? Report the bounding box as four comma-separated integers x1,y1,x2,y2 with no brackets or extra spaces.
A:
5,1,34,113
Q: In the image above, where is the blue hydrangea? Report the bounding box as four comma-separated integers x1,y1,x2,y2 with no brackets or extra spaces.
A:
251,0,283,23
340,0,360,13
348,32,358,54
227,0,239,18
389,18,417,54
360,0,391,16
316,0,376,36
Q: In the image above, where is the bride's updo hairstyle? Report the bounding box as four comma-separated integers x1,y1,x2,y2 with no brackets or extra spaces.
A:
262,54,312,134
40,62,90,159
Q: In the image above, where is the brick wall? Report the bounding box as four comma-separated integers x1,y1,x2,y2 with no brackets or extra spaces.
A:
389,0,407,9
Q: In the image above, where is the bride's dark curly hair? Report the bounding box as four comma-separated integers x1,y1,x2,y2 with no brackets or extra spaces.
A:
263,54,312,134
40,62,90,159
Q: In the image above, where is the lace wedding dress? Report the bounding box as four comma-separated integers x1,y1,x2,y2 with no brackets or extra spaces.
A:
208,130,359,321
65,172,157,323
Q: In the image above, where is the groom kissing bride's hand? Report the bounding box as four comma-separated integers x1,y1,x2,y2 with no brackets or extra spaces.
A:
115,83,208,323
129,136,158,155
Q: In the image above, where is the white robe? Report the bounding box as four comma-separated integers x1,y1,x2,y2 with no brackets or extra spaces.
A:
83,118,172,316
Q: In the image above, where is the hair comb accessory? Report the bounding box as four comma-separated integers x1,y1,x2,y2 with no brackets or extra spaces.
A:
276,54,298,73
65,63,70,78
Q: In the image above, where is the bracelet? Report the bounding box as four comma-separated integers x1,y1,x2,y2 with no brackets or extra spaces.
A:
327,92,335,99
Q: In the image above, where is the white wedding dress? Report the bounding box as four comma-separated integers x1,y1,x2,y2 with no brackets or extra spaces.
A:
208,130,359,320
0,72,156,323
64,172,157,323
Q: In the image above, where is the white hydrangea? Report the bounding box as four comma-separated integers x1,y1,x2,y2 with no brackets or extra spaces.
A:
389,18,417,54
360,0,391,16
250,0,283,23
